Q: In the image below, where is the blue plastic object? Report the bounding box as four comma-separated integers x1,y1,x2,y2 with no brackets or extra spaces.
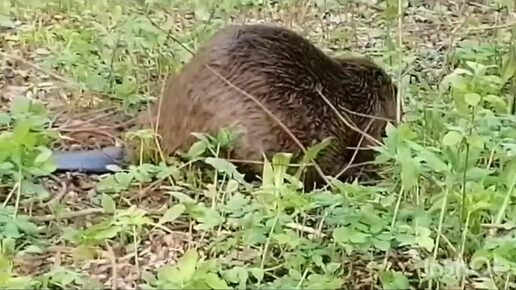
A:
50,146,126,173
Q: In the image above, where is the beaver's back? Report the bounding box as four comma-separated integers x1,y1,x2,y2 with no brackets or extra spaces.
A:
142,24,397,186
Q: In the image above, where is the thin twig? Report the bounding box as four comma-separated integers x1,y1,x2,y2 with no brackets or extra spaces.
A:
330,118,375,185
55,128,118,140
338,104,398,123
41,175,68,208
140,10,194,55
316,88,384,147
285,222,326,238
30,208,105,222
103,242,118,290
205,64,331,186
30,206,168,222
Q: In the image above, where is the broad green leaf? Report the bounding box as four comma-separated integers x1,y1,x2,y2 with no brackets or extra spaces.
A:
467,134,486,149
295,137,332,178
349,230,369,244
398,145,419,189
225,179,239,193
186,141,207,158
159,204,185,224
441,72,467,91
301,138,332,163
0,113,12,125
466,167,494,180
464,93,481,107
157,265,181,283
14,217,39,235
501,44,516,83
11,121,31,145
261,155,274,187
101,194,116,213
177,249,198,282
166,191,196,204
204,273,229,289
249,268,264,282
415,227,434,252
3,223,21,238
194,208,224,230
484,94,508,113
204,157,244,183
38,160,57,174
194,6,210,21
10,96,31,114
271,152,292,185
223,267,240,284
0,162,14,171
216,127,241,148
92,225,122,240
34,146,52,163
466,61,489,76
419,149,448,173
442,131,463,146
381,270,410,290
373,239,391,251
333,227,351,244
23,245,44,254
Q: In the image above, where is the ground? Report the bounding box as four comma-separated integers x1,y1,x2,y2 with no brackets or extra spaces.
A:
0,0,515,289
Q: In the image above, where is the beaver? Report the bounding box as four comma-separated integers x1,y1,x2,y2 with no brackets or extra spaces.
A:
51,24,399,188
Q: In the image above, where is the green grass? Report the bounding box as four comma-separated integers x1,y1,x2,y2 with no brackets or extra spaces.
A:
0,0,516,289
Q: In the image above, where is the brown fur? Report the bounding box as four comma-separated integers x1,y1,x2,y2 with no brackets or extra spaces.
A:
138,24,399,187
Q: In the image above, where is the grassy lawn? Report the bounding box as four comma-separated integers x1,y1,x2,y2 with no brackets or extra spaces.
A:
0,0,515,289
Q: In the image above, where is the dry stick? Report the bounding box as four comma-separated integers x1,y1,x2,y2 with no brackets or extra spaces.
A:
136,76,177,188
58,125,118,131
153,78,165,142
204,64,331,186
56,106,119,130
150,78,176,173
56,124,116,133
55,128,118,140
142,11,195,55
105,242,118,290
128,177,166,202
331,118,375,185
316,86,393,195
226,158,340,168
72,105,118,119
30,206,168,223
316,88,384,148
395,0,403,124
58,110,119,130
298,0,313,24
41,175,68,208
338,104,397,123
49,111,68,129
285,222,325,238
30,208,104,222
